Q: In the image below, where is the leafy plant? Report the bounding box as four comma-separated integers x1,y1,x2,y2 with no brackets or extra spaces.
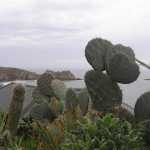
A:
61,114,143,150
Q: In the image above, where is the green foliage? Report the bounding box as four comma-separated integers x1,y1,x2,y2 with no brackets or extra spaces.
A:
138,120,150,148
32,122,61,150
8,136,37,150
62,114,143,150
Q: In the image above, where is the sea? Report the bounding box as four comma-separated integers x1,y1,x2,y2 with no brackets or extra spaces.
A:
68,69,150,108
1,68,150,109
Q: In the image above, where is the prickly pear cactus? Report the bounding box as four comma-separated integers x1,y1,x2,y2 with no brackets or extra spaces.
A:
107,53,140,84
30,103,56,123
105,43,140,84
134,92,150,121
49,96,64,117
85,38,113,71
37,72,55,97
139,119,150,146
6,84,25,136
32,87,50,104
106,44,135,65
51,79,67,101
78,88,89,115
65,88,78,111
114,44,135,61
84,70,122,112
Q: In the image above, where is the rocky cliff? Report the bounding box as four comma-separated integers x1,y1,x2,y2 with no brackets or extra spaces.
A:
0,67,78,81
0,67,39,81
45,70,77,80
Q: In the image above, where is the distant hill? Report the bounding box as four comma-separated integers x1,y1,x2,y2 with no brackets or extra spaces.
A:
0,67,39,81
46,70,78,80
0,67,78,81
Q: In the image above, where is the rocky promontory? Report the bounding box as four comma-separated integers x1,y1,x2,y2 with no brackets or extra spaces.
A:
45,70,78,80
0,67,39,81
0,67,78,81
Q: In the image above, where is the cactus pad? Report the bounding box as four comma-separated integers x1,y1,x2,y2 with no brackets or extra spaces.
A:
134,92,150,121
107,53,140,84
85,38,113,71
84,70,122,112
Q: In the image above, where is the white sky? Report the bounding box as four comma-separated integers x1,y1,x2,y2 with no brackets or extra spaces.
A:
0,0,150,70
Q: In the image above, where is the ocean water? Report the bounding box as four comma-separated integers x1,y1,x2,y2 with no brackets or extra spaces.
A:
120,69,150,107
1,69,150,108
69,69,150,108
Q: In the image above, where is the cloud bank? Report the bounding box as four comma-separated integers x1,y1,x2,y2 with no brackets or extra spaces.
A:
0,0,150,70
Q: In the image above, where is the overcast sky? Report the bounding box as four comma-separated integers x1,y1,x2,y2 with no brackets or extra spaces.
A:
0,0,150,71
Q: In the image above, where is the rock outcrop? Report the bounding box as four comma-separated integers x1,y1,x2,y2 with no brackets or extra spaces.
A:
45,70,77,80
0,67,78,81
0,67,39,81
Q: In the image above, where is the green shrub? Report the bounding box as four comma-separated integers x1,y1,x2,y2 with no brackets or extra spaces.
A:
62,114,143,150
138,120,150,148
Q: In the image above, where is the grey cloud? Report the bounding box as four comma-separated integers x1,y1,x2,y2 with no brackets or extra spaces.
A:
0,0,149,71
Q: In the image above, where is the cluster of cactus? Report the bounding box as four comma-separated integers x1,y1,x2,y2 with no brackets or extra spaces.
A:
30,72,67,122
85,38,140,112
85,38,140,84
4,84,25,138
